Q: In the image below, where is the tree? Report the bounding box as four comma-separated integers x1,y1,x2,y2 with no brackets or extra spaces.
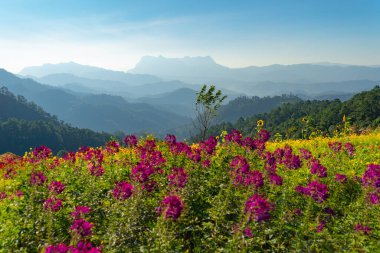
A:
195,85,227,140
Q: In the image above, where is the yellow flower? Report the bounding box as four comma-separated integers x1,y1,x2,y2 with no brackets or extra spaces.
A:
257,120,264,127
343,114,346,123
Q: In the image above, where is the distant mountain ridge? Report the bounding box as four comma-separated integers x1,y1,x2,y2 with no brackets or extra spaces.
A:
0,69,191,135
128,56,380,96
20,62,161,85
129,56,380,84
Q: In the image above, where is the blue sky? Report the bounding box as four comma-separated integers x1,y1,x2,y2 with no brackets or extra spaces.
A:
0,0,379,72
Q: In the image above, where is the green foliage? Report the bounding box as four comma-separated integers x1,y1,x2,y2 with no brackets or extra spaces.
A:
0,131,379,252
205,86,380,140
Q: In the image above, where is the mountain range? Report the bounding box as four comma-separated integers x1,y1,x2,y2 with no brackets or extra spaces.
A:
0,55,378,139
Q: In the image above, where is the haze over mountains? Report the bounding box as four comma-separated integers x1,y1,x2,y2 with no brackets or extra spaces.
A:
21,56,380,98
0,55,379,140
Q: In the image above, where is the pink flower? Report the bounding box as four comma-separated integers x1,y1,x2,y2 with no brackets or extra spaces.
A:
44,198,63,212
70,219,93,237
113,181,133,200
245,194,273,222
49,181,65,194
71,206,91,219
157,195,184,221
168,167,188,188
30,171,47,186
243,227,254,238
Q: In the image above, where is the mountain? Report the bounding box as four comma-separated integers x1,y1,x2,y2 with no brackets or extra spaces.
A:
129,56,380,96
20,62,161,85
0,87,111,155
0,69,191,135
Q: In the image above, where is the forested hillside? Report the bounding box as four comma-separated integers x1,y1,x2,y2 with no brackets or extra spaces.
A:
205,86,380,139
0,87,111,155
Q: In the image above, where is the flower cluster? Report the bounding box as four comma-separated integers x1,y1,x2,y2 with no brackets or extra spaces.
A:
113,181,133,200
310,159,327,178
157,195,184,221
30,171,47,186
225,129,243,144
296,180,329,203
70,219,94,237
168,167,188,188
124,135,138,147
230,156,263,188
32,145,52,161
44,197,63,212
49,181,66,194
335,173,348,183
244,194,273,222
344,142,355,156
354,224,372,235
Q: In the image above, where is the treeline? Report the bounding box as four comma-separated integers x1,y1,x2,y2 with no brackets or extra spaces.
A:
205,86,380,139
218,94,301,123
0,87,111,155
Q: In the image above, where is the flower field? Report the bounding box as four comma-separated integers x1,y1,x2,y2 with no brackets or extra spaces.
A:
0,130,379,252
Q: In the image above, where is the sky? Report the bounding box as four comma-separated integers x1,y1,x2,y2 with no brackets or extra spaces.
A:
0,0,380,73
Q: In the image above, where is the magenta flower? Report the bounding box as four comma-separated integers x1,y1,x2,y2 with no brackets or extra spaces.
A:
170,142,191,155
230,156,263,188
142,181,156,192
257,129,270,142
344,142,355,156
296,180,329,203
335,173,348,183
32,145,52,160
131,163,155,183
362,164,380,188
124,135,138,147
367,192,379,205
113,181,133,200
328,142,342,153
354,224,371,235
188,149,201,163
4,168,16,179
0,192,7,200
225,129,243,145
71,241,102,253
269,173,283,186
324,207,335,216
202,159,211,168
44,197,63,212
168,167,188,188
310,159,327,178
30,171,47,186
88,164,105,177
316,220,326,233
106,140,120,153
45,243,70,253
62,152,76,162
243,227,254,238
242,137,256,150
201,136,218,155
71,206,91,219
165,134,177,144
245,194,273,222
299,148,313,160
157,195,184,221
294,208,303,216
49,181,65,194
70,219,93,237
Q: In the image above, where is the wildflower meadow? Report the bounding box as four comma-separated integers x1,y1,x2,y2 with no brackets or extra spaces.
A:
0,129,379,252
